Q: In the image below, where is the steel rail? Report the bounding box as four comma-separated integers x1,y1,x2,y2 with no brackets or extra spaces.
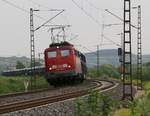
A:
0,88,53,98
0,80,96,98
0,80,115,114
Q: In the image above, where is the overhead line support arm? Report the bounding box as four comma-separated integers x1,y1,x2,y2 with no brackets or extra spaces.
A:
34,10,65,31
105,9,137,29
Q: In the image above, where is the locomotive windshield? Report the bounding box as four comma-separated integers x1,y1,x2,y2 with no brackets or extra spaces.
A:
48,51,56,58
61,50,70,57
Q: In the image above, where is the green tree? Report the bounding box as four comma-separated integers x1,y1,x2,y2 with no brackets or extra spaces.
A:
87,64,120,79
29,61,42,67
16,61,25,69
75,91,116,116
129,94,150,116
35,61,42,66
145,62,150,67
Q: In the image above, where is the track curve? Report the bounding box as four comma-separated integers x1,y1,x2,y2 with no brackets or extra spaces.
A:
0,80,117,114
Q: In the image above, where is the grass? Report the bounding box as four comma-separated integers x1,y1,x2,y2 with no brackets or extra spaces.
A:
0,76,49,95
144,81,150,93
114,108,130,116
113,81,150,116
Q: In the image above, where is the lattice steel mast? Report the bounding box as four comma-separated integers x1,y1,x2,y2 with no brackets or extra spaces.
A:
30,8,36,89
97,45,100,77
123,0,133,100
137,5,142,90
30,8,64,89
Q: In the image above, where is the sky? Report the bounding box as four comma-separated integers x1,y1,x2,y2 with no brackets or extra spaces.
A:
0,0,149,58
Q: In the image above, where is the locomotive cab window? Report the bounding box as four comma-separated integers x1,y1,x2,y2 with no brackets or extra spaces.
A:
48,51,56,58
61,50,70,57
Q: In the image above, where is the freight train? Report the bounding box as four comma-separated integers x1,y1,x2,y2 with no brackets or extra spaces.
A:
44,41,87,86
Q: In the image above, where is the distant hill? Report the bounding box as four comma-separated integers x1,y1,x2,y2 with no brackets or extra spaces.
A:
85,49,150,67
0,56,30,73
142,55,150,63
0,49,150,73
85,49,120,67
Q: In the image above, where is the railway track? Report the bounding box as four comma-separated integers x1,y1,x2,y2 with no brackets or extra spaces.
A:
0,79,97,99
0,80,95,105
0,80,116,114
0,88,52,98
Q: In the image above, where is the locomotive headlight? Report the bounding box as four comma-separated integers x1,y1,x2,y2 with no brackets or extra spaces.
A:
68,65,71,68
63,64,67,68
49,67,52,70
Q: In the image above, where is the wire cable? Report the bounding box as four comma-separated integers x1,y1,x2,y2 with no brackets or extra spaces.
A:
85,0,102,11
103,35,121,47
2,0,121,48
71,0,121,48
1,0,46,20
35,10,65,31
28,0,49,9
71,0,101,26
105,9,138,29
28,0,64,11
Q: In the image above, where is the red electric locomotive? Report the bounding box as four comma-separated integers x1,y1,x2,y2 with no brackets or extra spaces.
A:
44,41,87,86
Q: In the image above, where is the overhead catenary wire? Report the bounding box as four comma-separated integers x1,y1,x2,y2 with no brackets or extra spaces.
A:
77,43,117,56
71,0,122,48
28,0,64,12
103,35,121,47
28,0,49,10
74,44,97,56
34,10,65,31
28,0,74,42
78,45,114,63
3,0,121,46
105,9,138,29
82,1,123,48
1,0,66,34
3,0,122,50
81,46,97,55
71,0,101,26
85,0,101,10
1,0,29,13
1,0,46,20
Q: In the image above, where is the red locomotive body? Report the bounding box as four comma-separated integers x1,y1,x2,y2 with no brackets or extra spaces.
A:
44,42,87,85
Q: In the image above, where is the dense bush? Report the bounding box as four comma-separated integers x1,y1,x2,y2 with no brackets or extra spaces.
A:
132,62,150,81
16,61,25,69
87,62,150,81
0,76,49,95
75,91,117,116
129,94,150,116
87,64,120,79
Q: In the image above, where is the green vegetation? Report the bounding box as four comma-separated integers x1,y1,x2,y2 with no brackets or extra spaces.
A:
0,61,150,115
75,91,118,116
34,61,43,67
0,76,49,95
75,91,150,116
128,94,150,116
16,61,26,69
114,109,130,116
144,82,150,93
88,64,120,79
142,65,150,81
79,62,150,116
144,82,150,89
0,56,31,73
88,62,150,84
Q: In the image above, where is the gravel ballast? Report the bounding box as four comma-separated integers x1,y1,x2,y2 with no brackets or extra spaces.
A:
2,80,136,116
